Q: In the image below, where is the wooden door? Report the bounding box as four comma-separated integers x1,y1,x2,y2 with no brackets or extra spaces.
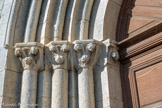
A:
117,0,162,107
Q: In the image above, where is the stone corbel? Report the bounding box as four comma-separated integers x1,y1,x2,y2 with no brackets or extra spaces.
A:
46,41,71,108
73,39,102,108
14,42,44,108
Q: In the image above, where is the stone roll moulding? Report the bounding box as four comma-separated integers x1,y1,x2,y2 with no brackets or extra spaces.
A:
52,0,69,41
63,0,81,41
14,42,44,108
46,41,71,108
73,39,102,108
24,0,43,42
79,0,94,40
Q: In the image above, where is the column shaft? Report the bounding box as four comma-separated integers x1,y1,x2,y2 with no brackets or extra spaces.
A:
68,70,78,108
52,69,68,108
20,69,38,108
78,68,95,108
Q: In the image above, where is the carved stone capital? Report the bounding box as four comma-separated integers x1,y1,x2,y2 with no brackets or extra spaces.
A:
14,42,44,71
97,39,119,67
73,39,102,70
104,39,119,64
46,41,71,70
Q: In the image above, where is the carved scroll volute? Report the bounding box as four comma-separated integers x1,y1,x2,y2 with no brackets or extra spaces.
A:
73,40,102,70
46,41,71,70
14,42,44,71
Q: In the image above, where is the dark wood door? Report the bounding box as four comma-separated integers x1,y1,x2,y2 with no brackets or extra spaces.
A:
117,0,162,107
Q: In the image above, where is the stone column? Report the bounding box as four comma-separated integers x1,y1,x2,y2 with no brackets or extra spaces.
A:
14,42,44,108
73,39,101,108
94,39,123,108
46,41,71,108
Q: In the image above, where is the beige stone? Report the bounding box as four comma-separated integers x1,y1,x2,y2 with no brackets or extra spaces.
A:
73,39,102,108
46,41,71,108
0,0,124,108
14,42,44,108
24,0,43,42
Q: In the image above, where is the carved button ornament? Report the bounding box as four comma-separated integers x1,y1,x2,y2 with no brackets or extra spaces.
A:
46,41,71,70
73,40,102,70
111,50,119,61
14,42,44,70
86,43,96,52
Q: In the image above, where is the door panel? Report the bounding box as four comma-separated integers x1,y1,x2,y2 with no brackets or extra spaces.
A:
117,0,162,107
120,45,162,108
136,62,162,107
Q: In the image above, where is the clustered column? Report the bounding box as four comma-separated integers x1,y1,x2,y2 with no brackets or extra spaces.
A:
14,39,102,108
73,40,101,108
14,42,44,108
46,41,71,108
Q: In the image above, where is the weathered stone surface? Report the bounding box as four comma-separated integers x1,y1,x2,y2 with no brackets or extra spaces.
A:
37,97,51,108
14,42,44,108
3,70,21,99
0,71,5,97
0,0,124,108
89,0,121,41
68,70,78,108
0,48,7,71
1,97,19,108
24,0,43,42
38,70,51,108
73,39,102,108
94,39,123,108
51,69,68,108
46,41,71,108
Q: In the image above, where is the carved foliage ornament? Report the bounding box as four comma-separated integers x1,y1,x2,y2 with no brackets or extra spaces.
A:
73,40,102,70
46,41,71,70
14,42,44,71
